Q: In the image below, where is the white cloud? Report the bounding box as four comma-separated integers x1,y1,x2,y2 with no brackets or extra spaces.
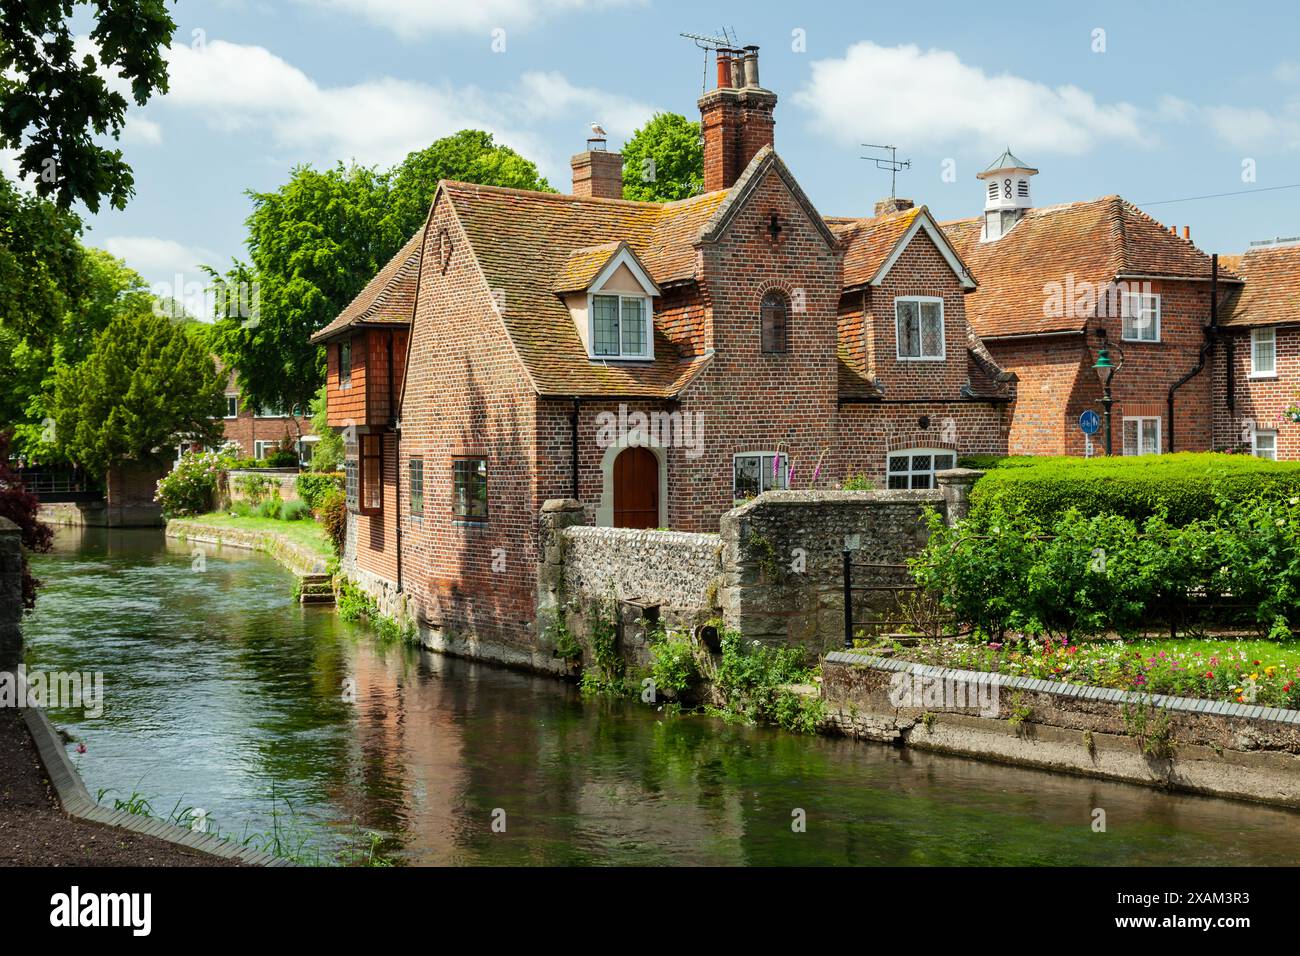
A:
156,40,657,176
793,42,1144,155
97,236,221,278
295,0,643,39
122,115,163,145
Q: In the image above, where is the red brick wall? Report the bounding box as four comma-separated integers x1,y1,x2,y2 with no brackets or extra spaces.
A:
218,371,313,456
1213,325,1300,457
987,278,1214,456
395,193,541,648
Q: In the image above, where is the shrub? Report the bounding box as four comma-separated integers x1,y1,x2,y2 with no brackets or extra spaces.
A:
913,492,1300,639
155,450,223,517
842,473,874,491
320,487,347,556
295,471,344,512
280,499,311,521
647,626,700,697
257,492,283,519
0,435,53,610
265,444,300,468
714,628,822,731
969,452,1300,526
234,473,273,506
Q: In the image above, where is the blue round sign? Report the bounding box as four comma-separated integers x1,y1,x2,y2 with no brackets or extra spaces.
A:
1079,410,1101,435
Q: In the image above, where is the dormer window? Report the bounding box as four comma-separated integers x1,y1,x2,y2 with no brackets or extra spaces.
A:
559,241,660,362
592,293,652,359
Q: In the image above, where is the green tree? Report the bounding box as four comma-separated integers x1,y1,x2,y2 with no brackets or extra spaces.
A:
0,0,177,212
212,130,552,416
620,112,703,202
2,247,156,462
50,306,225,475
0,173,86,342
308,384,343,472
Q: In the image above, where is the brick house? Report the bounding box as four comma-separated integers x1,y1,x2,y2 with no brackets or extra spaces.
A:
308,47,1012,659
214,367,316,464
941,151,1238,457
1213,242,1300,459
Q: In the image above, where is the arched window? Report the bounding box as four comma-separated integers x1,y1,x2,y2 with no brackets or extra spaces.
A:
760,291,789,354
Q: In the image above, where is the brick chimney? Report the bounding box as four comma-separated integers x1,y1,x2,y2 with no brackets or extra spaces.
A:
874,197,915,216
571,146,623,200
699,45,777,192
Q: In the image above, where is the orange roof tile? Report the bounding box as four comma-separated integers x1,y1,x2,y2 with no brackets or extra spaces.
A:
942,196,1223,338
443,180,728,397
1220,243,1300,328
311,229,424,343
828,207,924,289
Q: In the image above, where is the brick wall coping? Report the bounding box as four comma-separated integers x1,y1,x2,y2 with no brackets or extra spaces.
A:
21,706,292,866
825,651,1300,725
562,525,720,546
227,467,301,475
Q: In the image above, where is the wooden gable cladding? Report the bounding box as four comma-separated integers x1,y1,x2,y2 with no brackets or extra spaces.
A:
325,327,409,428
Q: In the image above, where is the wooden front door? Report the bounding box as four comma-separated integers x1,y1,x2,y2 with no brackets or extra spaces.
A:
613,447,659,529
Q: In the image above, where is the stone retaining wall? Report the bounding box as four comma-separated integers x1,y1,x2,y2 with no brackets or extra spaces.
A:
166,519,328,577
225,469,302,506
822,652,1300,808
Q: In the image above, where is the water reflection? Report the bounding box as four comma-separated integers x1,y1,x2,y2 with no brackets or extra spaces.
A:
23,526,1300,866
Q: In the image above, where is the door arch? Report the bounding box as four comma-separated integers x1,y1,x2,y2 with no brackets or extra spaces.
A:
613,446,659,529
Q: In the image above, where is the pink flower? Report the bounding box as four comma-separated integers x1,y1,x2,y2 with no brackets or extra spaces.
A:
75,743,87,754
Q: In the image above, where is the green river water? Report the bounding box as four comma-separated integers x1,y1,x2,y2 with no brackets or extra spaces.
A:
20,526,1300,865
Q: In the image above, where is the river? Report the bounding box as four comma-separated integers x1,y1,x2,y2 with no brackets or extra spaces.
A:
20,526,1300,865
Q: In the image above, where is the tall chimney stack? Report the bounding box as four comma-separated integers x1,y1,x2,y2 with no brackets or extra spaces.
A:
571,145,623,200
698,45,777,192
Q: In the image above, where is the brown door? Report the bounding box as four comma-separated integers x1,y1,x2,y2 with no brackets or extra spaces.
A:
613,447,659,529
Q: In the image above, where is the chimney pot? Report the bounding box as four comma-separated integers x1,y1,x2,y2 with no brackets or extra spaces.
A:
715,50,731,90
1183,225,1190,240
728,49,744,89
742,45,760,88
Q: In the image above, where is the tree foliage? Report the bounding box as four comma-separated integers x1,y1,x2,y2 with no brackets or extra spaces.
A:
0,0,177,212
620,112,703,202
50,306,225,475
211,130,552,415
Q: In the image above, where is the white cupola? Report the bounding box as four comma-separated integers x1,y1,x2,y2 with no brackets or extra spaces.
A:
976,148,1038,241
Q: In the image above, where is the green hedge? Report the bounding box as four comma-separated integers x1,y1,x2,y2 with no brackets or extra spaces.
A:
295,471,344,512
967,453,1300,525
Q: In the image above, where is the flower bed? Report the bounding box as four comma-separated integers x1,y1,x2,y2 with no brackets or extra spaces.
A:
850,634,1300,708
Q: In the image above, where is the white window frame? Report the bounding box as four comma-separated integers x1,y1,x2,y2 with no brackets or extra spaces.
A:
894,296,945,361
1121,292,1161,343
588,292,653,361
1122,416,1162,456
885,448,956,490
255,403,289,419
253,440,279,460
1253,429,1278,461
1250,327,1277,378
223,394,239,419
732,451,789,503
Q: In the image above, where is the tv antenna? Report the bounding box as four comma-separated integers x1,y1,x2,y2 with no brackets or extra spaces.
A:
680,29,740,91
861,143,911,200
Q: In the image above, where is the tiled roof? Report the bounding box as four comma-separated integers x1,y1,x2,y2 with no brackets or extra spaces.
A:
942,196,1224,338
828,207,923,290
1220,243,1300,327
311,230,424,343
552,242,623,293
443,180,728,397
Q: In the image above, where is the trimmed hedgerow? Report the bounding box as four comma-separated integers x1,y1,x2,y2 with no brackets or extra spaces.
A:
968,453,1300,526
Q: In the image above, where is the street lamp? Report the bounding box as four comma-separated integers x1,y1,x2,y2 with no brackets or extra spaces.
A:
1092,328,1125,456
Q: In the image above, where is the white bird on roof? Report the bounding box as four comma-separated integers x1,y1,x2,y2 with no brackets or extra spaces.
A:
590,122,607,138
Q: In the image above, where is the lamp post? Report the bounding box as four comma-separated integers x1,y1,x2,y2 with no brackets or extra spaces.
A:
1092,329,1124,457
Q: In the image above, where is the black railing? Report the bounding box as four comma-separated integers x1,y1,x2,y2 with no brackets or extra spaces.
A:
10,466,104,502
842,549,960,647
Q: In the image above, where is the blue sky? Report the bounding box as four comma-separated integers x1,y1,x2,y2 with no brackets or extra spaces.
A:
34,0,1300,292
